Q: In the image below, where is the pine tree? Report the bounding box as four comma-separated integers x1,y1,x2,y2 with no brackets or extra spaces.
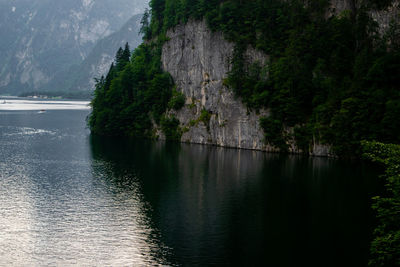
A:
104,63,115,91
115,43,130,71
122,42,131,62
140,8,151,39
115,47,124,69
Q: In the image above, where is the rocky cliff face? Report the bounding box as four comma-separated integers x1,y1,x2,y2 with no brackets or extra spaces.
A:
369,1,400,34
161,20,272,152
160,1,398,156
161,20,331,156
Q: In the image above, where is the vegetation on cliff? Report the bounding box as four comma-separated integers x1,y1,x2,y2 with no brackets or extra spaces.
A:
89,42,174,136
363,141,400,266
89,0,399,156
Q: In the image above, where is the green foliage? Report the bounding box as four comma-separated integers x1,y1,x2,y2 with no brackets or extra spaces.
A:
260,117,288,152
139,8,151,40
89,42,174,137
92,0,400,156
115,43,131,71
188,119,196,127
187,0,399,156
160,115,181,140
199,108,211,127
186,108,212,131
168,88,186,110
362,141,400,266
294,125,312,153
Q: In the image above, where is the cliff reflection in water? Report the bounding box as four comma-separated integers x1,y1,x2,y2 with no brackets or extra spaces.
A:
89,136,379,266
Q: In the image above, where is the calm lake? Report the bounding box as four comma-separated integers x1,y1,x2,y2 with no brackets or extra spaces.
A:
0,98,381,266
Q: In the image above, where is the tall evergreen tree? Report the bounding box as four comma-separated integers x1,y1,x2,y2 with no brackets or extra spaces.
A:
115,47,124,68
140,8,151,39
122,42,131,62
104,63,115,91
115,43,131,71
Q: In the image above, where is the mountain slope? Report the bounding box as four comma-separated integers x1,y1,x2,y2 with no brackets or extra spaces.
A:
0,0,148,95
89,0,400,157
65,14,143,92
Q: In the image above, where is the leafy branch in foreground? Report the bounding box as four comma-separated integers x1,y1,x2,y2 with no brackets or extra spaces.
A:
362,141,400,266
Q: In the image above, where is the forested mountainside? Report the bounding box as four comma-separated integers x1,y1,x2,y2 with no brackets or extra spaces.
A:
90,0,400,157
0,0,148,95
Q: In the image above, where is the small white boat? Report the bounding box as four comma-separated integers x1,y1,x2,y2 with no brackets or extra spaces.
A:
38,110,46,114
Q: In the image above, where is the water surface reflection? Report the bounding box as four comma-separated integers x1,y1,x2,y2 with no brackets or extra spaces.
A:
90,137,380,266
0,107,380,266
0,110,171,266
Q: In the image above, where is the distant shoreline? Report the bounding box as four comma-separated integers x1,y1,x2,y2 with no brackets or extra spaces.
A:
0,95,91,101
15,91,92,101
0,95,92,101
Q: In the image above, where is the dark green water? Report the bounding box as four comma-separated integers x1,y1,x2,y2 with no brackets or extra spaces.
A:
0,104,381,266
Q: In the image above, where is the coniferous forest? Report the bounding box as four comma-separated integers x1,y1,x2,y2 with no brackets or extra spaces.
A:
90,0,400,157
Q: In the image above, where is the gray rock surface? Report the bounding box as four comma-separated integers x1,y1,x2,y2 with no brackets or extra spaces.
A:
161,20,326,155
369,1,400,35
159,1,398,156
161,20,266,150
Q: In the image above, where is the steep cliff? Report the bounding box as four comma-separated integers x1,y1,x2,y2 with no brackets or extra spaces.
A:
160,20,333,155
89,0,400,157
156,1,399,156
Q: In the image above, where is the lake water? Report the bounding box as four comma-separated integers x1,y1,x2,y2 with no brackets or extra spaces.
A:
0,98,381,266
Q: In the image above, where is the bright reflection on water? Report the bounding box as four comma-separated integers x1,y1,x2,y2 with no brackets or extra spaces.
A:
0,103,170,266
0,98,90,110
0,99,381,266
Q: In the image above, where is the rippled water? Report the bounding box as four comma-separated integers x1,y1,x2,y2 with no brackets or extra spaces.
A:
0,98,90,110
0,99,381,266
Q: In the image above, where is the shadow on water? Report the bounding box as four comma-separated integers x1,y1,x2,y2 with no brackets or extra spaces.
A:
89,136,382,266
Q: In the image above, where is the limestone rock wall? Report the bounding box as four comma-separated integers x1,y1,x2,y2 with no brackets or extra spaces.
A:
160,20,331,155
162,20,269,151
159,1,398,156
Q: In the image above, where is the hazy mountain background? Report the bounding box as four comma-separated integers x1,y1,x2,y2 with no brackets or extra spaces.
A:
64,13,143,93
0,0,148,97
